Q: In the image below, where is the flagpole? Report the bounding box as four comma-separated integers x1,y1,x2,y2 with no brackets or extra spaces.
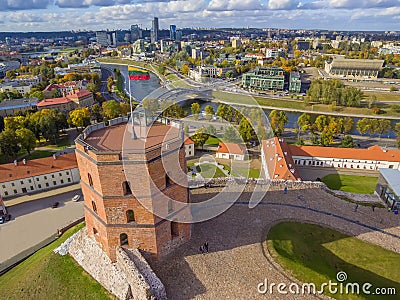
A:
128,66,136,140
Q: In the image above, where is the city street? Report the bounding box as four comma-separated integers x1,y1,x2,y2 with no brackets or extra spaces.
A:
0,190,84,264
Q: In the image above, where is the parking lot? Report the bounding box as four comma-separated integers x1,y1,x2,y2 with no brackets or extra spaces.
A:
0,189,84,264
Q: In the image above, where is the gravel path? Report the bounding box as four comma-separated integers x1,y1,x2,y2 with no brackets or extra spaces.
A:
150,186,400,300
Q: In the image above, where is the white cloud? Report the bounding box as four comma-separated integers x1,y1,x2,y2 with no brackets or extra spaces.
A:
267,0,298,9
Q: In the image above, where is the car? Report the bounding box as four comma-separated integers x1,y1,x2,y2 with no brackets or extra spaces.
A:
72,195,81,202
52,202,59,208
0,216,4,224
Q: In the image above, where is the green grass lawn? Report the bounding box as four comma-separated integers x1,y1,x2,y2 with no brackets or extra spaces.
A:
220,164,260,178
25,150,54,160
0,223,114,300
205,136,221,145
198,163,226,178
321,174,378,194
266,222,400,300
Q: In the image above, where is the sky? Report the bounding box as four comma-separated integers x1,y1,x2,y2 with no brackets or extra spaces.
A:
0,0,399,32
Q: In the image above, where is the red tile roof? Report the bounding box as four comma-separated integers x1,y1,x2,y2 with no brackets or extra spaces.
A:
184,135,194,145
288,144,400,162
68,89,92,98
217,142,246,155
262,137,301,181
0,153,77,183
37,97,71,107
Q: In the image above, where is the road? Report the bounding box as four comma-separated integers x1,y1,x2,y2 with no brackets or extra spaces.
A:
0,189,84,264
100,66,118,101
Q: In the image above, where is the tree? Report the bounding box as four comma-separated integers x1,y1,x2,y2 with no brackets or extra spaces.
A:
161,101,185,118
16,128,36,154
91,103,103,122
377,119,392,138
181,64,190,76
339,135,356,148
297,113,311,138
86,83,98,94
338,117,354,134
68,108,91,130
107,76,114,93
311,134,320,145
239,117,256,143
102,100,121,120
29,90,45,100
320,127,334,146
269,110,288,136
206,125,217,136
142,98,159,113
357,118,370,135
191,127,209,149
315,115,329,132
257,123,269,141
223,126,240,143
394,122,400,139
4,116,25,131
191,102,201,119
204,105,214,120
184,124,189,134
0,129,20,158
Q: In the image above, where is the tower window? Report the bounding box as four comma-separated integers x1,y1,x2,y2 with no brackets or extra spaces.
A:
88,173,93,187
122,181,132,195
120,233,128,246
166,174,171,187
171,221,179,238
168,200,173,214
93,228,98,235
92,201,97,213
126,210,135,223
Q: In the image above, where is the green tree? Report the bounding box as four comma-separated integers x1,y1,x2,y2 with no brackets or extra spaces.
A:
191,102,201,119
223,126,240,143
339,135,356,148
90,103,102,122
257,123,268,141
68,108,91,130
320,127,334,146
204,105,214,120
297,113,311,138
181,64,190,76
184,124,189,134
338,117,354,134
4,116,25,131
16,128,36,154
29,90,45,100
161,101,185,118
206,125,217,136
86,83,98,94
102,100,121,120
107,76,114,93
191,127,209,149
315,115,329,132
357,118,370,135
142,98,159,113
239,117,256,142
0,129,20,158
377,119,392,138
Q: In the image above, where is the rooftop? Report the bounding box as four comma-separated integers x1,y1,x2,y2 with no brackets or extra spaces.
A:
0,153,77,183
0,98,38,110
82,120,182,153
328,57,384,70
380,168,400,197
262,137,301,181
288,144,400,163
37,97,70,107
217,142,246,155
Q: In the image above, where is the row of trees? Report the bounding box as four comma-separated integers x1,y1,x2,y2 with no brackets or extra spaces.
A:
306,79,364,107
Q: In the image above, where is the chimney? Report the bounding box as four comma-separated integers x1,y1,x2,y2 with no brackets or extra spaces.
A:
53,154,57,160
23,159,26,165
14,160,17,166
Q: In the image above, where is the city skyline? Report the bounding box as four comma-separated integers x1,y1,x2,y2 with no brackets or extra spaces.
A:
0,0,399,32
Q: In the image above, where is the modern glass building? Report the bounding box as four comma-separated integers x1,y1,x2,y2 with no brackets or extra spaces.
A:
289,71,301,93
242,67,285,91
376,168,400,210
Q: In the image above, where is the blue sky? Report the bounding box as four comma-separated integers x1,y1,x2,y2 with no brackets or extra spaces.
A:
0,0,399,32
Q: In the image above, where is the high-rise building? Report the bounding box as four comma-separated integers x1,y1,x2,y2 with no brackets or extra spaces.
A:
96,31,117,48
5,37,11,50
151,17,159,43
169,25,176,41
130,24,141,42
75,111,191,261
176,30,182,41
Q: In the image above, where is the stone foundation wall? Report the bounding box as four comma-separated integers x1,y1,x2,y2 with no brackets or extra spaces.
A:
69,228,166,300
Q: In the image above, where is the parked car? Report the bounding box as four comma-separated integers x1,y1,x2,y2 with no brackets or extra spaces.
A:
52,202,60,208
72,195,81,202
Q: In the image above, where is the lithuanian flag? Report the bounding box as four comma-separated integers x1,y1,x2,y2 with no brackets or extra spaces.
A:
128,66,150,80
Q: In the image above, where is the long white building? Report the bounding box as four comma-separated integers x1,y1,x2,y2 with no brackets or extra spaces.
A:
0,153,80,199
288,145,400,171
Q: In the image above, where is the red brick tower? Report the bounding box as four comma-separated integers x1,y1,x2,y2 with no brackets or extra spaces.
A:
75,115,191,261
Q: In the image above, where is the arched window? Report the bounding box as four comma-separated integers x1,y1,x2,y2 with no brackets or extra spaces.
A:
126,210,135,223
122,181,132,195
120,233,128,246
88,173,93,187
92,201,97,213
171,222,179,238
165,174,171,187
168,200,173,214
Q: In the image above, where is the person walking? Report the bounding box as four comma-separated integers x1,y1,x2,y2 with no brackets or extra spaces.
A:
372,204,376,212
204,241,209,253
354,203,359,212
199,245,204,254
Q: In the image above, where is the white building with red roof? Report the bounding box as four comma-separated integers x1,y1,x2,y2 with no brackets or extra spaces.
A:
216,142,247,161
0,153,79,199
261,137,301,181
184,135,195,158
37,90,94,113
288,144,400,171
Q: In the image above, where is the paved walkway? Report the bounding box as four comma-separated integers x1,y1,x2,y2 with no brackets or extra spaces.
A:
3,184,81,207
150,186,400,300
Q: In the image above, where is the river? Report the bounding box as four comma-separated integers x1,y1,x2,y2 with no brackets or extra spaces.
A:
102,63,398,138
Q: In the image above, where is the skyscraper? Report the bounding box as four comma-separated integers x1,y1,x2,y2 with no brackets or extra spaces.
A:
130,24,141,42
169,25,176,41
151,17,159,43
